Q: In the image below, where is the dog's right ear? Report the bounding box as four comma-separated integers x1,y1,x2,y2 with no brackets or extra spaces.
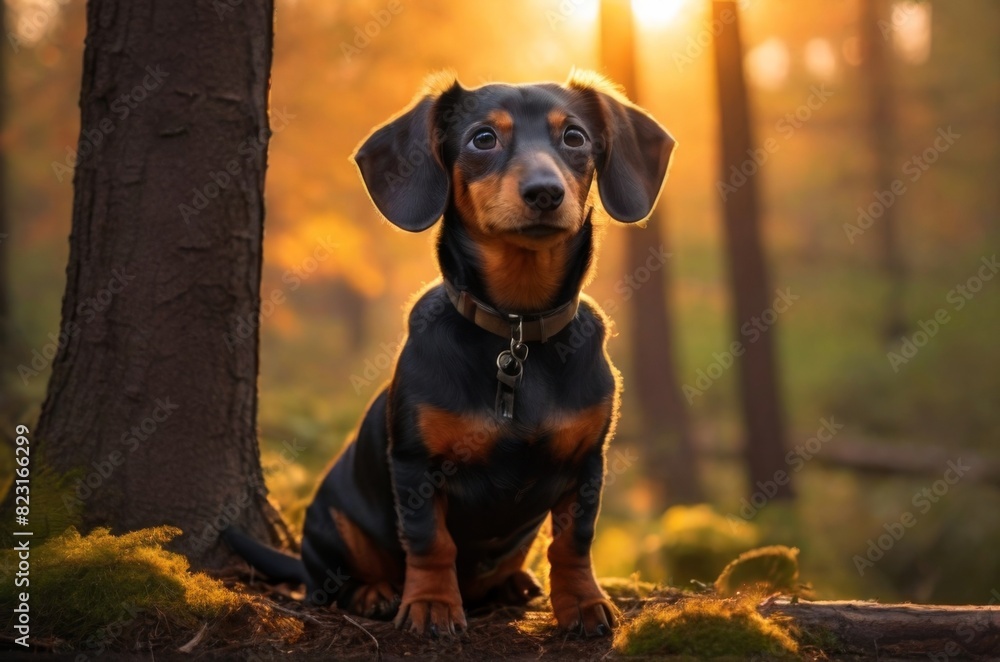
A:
353,81,459,232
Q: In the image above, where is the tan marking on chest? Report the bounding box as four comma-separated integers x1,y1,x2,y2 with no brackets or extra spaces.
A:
545,401,614,463
417,405,501,463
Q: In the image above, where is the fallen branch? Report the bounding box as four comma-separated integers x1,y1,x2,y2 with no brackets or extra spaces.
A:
815,438,1000,487
762,599,1000,658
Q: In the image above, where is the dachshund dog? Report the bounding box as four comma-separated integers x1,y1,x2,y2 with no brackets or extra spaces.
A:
225,70,674,638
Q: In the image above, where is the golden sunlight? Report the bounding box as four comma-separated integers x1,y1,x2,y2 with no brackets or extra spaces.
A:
631,0,686,27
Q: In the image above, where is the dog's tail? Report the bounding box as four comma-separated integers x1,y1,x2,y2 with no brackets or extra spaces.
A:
221,527,310,586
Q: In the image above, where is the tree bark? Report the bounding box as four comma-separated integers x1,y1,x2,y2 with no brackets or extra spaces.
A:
34,0,290,567
763,599,1000,658
861,0,908,342
711,1,793,501
599,0,703,506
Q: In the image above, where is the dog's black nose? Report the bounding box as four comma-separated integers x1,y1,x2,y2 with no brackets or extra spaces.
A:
520,178,565,211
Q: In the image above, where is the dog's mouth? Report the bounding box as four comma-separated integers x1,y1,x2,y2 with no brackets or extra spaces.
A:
517,223,567,238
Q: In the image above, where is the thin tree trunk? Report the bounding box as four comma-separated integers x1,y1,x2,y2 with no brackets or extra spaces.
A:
599,0,703,505
861,0,907,341
35,0,291,567
711,1,792,501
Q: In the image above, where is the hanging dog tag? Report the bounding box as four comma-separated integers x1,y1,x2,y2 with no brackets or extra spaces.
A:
495,350,521,419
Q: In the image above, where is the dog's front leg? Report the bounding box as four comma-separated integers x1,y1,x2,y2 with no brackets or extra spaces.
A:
389,438,466,636
548,446,617,637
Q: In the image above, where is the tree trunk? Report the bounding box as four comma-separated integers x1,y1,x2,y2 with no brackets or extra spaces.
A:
599,0,703,506
711,1,793,501
0,2,10,352
762,599,1000,658
35,0,291,567
861,0,908,342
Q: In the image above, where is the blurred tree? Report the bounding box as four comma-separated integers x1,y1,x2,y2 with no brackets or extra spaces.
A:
860,0,907,341
34,0,292,566
0,2,9,352
600,0,704,505
711,0,792,501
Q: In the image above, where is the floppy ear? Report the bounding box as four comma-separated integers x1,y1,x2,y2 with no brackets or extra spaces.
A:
353,93,451,232
569,73,676,223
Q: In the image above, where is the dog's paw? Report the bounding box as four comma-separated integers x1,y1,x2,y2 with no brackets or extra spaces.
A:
496,569,543,605
551,584,618,637
394,598,467,637
549,563,618,637
349,582,401,620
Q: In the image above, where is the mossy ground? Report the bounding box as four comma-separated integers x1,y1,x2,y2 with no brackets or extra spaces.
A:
0,527,302,652
714,545,803,597
0,528,825,659
613,595,799,659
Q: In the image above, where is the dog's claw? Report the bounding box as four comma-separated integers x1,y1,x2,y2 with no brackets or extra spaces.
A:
394,599,466,637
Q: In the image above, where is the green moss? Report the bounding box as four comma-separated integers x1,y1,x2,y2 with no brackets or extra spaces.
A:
656,504,760,586
600,575,659,600
715,545,801,597
614,596,799,658
0,526,299,647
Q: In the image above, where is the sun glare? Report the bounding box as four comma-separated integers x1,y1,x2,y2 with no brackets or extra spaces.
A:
631,0,686,27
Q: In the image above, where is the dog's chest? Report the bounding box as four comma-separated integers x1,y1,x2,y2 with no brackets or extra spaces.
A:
418,400,609,467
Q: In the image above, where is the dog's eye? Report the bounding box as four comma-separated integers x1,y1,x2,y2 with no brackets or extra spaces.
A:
563,127,587,148
471,129,498,150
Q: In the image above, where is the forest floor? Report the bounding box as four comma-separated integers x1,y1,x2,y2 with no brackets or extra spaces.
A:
153,585,842,661
7,564,995,660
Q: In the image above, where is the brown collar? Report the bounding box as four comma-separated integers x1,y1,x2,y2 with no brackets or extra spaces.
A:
442,278,579,343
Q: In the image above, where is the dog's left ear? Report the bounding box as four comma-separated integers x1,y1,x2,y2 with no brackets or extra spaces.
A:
353,78,462,232
568,71,676,223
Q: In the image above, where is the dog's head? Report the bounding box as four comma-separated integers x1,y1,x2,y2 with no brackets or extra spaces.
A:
354,70,675,248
